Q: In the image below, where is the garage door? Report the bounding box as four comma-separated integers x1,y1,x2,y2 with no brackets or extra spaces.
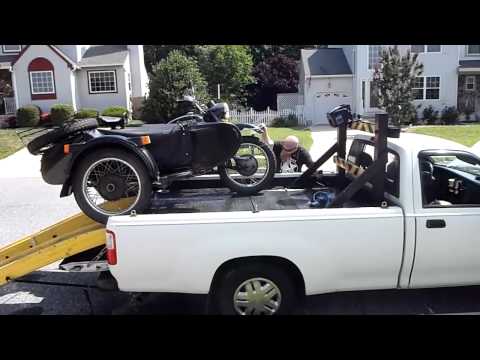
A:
314,91,352,125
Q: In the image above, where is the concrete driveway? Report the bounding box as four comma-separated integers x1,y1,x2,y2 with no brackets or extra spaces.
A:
1,141,480,315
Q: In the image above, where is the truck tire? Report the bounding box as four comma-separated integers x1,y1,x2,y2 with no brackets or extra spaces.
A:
27,118,98,155
218,136,276,195
72,148,152,224
211,263,298,315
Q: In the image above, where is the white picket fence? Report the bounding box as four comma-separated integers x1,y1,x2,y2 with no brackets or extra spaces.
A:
230,107,308,126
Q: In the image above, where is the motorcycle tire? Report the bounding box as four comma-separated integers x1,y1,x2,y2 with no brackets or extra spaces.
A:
72,147,152,224
27,118,98,155
218,136,276,196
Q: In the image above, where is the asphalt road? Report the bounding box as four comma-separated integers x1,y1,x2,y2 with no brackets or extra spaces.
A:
2,176,480,315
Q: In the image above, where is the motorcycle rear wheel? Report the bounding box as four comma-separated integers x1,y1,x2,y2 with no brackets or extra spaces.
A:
218,136,276,195
72,148,152,224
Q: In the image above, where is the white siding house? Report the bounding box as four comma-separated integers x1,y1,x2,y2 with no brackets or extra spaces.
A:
0,45,149,118
292,45,480,125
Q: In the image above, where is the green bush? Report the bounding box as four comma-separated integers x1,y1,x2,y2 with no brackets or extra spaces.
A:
75,108,98,119
285,114,299,127
16,105,40,127
50,104,75,126
270,114,299,128
270,117,286,127
102,106,128,118
441,106,459,125
422,105,439,125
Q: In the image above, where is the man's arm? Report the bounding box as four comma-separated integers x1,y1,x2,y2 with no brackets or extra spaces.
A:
259,124,274,147
300,147,315,170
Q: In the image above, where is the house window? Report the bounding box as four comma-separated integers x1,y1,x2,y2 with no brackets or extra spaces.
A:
30,71,55,94
465,76,476,91
2,45,21,53
411,45,441,53
426,77,440,99
88,71,117,93
413,76,440,100
467,45,480,55
28,57,56,100
413,77,424,100
368,45,383,70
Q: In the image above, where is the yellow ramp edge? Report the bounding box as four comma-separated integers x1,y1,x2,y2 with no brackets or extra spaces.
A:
0,212,106,286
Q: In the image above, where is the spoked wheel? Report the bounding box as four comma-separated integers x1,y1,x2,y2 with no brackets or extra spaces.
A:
72,148,152,224
218,136,276,195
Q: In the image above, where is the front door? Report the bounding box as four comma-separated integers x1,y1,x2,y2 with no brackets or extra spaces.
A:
410,151,480,288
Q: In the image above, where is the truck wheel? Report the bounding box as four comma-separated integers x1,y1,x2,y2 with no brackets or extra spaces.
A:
72,148,152,224
212,263,298,315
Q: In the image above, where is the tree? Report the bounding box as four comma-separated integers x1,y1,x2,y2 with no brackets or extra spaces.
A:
143,45,201,73
249,45,322,64
196,45,254,105
141,50,208,123
372,46,424,126
248,54,299,110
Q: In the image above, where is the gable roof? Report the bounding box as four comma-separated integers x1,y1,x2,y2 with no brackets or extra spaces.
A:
0,55,18,64
11,45,76,69
459,60,480,68
78,45,129,67
301,48,352,77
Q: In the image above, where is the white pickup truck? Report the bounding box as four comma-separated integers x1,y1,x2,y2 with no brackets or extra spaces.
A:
104,129,480,315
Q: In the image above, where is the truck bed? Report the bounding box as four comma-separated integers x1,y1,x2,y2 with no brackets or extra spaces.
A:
145,187,369,215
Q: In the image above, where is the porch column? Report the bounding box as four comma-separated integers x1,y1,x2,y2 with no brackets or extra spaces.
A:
10,67,19,112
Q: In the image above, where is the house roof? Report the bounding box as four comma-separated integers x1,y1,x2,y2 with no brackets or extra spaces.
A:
301,48,352,77
11,45,76,69
78,45,129,67
0,55,17,64
459,60,480,68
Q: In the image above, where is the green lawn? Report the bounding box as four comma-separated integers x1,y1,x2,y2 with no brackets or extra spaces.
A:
267,127,313,151
0,129,24,160
408,124,480,147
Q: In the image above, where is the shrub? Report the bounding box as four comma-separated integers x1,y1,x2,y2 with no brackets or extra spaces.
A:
285,114,299,127
50,104,75,126
7,116,17,128
75,108,98,119
464,108,474,122
102,106,128,118
422,105,439,125
441,106,459,125
270,117,286,127
16,105,40,127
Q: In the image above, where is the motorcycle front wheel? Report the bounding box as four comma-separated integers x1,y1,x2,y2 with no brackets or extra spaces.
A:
218,136,276,195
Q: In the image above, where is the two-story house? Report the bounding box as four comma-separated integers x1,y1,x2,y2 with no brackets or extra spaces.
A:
294,45,480,125
0,45,149,119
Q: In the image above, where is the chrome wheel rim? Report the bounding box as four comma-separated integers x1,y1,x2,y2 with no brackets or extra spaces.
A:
82,158,142,216
233,277,282,315
225,143,270,187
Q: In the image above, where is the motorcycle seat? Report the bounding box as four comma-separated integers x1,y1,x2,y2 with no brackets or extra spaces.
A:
99,124,181,138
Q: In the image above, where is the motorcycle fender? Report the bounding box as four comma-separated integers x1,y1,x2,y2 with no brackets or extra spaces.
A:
60,136,159,197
